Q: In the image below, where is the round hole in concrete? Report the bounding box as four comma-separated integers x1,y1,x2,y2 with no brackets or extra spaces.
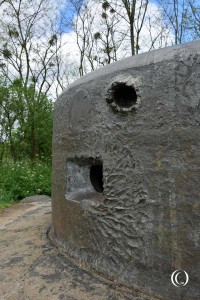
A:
112,83,137,108
90,164,103,193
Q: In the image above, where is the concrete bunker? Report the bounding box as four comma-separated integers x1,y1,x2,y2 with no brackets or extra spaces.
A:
51,41,200,300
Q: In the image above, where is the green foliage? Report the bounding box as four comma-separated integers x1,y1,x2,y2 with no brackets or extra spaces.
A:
94,32,101,40
0,77,53,161
0,200,14,213
8,27,19,38
102,1,110,10
49,34,57,46
0,76,53,210
0,159,51,203
2,48,12,59
101,12,107,19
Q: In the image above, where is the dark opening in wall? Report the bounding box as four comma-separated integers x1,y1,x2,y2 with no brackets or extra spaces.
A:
106,81,138,111
113,83,137,108
90,164,103,193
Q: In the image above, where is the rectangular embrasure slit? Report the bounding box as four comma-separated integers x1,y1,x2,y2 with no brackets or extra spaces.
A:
66,158,104,202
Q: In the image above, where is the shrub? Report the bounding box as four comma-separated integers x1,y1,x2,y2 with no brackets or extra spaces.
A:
0,159,51,202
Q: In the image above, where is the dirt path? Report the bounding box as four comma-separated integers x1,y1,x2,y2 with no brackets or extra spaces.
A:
0,203,38,229
0,199,152,300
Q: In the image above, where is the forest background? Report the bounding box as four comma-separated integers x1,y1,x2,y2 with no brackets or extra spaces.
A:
0,0,199,210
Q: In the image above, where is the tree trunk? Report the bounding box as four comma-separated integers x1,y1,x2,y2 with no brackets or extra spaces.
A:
30,121,36,161
130,21,135,55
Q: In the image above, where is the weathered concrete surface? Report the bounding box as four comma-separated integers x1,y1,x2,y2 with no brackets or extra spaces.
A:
0,200,154,300
52,41,200,299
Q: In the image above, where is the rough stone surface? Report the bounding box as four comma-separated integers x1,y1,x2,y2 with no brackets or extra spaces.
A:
51,41,200,299
21,195,51,203
0,201,153,300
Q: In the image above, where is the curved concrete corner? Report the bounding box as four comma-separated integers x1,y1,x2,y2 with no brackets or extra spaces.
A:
0,201,152,299
51,41,200,299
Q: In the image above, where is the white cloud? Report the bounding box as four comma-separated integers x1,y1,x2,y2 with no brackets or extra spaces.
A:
0,0,174,98
59,0,174,79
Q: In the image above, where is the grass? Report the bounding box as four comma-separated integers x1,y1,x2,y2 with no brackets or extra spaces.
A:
0,200,14,213
0,159,51,212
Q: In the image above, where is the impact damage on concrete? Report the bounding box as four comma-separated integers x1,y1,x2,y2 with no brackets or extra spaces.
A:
51,41,200,300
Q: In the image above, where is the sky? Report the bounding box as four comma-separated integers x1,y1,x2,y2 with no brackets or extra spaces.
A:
57,0,174,70
0,0,176,98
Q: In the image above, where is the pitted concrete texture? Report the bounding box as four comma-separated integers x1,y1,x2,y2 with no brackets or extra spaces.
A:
0,200,156,300
52,41,200,299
